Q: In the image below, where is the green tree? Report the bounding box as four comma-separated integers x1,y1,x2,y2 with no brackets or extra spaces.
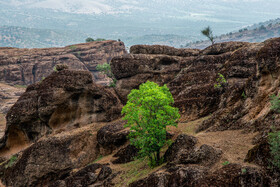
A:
201,26,215,45
86,37,95,42
122,81,180,167
96,63,116,87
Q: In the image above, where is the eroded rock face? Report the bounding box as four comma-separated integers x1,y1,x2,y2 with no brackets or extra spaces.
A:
112,38,280,132
130,45,200,57
111,42,248,120
0,124,102,187
0,69,123,149
0,40,126,86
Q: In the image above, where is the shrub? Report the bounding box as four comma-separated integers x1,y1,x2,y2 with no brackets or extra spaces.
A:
96,63,116,87
122,81,180,168
95,38,106,41
86,37,95,42
214,73,227,89
270,94,280,113
268,127,280,169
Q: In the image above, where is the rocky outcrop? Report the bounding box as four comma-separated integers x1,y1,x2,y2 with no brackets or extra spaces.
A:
197,164,270,186
0,40,126,86
112,38,280,132
0,69,123,150
111,42,249,120
0,124,101,187
130,45,200,57
0,83,25,114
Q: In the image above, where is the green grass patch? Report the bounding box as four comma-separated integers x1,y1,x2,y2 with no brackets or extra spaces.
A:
14,85,27,88
92,155,104,163
115,157,163,187
5,155,17,168
69,45,77,50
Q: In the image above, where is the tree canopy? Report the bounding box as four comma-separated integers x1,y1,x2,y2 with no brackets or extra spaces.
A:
122,81,180,167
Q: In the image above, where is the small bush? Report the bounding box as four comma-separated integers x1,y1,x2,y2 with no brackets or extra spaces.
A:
95,38,106,41
5,155,17,168
96,63,117,87
270,94,280,113
86,37,95,42
268,128,280,169
222,161,230,166
214,73,227,89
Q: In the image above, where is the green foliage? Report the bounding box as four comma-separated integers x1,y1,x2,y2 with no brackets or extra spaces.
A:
268,127,280,169
69,45,77,50
222,161,230,166
53,66,58,72
122,81,180,168
95,38,106,41
5,155,17,168
201,26,215,44
86,37,95,42
93,155,103,163
96,63,117,87
214,73,227,89
242,91,247,99
241,168,247,174
270,94,280,113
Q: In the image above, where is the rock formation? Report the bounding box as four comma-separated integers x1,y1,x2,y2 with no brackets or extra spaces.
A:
0,38,280,186
0,69,123,151
0,40,126,86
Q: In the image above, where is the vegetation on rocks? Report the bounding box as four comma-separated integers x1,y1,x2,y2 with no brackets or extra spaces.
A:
214,73,227,89
270,94,280,113
96,63,117,87
122,81,180,167
268,128,280,169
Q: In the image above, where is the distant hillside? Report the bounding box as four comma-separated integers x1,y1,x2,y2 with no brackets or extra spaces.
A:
0,26,88,48
123,34,194,48
186,18,280,49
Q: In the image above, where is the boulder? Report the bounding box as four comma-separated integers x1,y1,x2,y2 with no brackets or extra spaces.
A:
0,69,123,149
164,134,197,163
97,120,129,155
112,145,139,164
0,124,102,187
179,144,222,167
